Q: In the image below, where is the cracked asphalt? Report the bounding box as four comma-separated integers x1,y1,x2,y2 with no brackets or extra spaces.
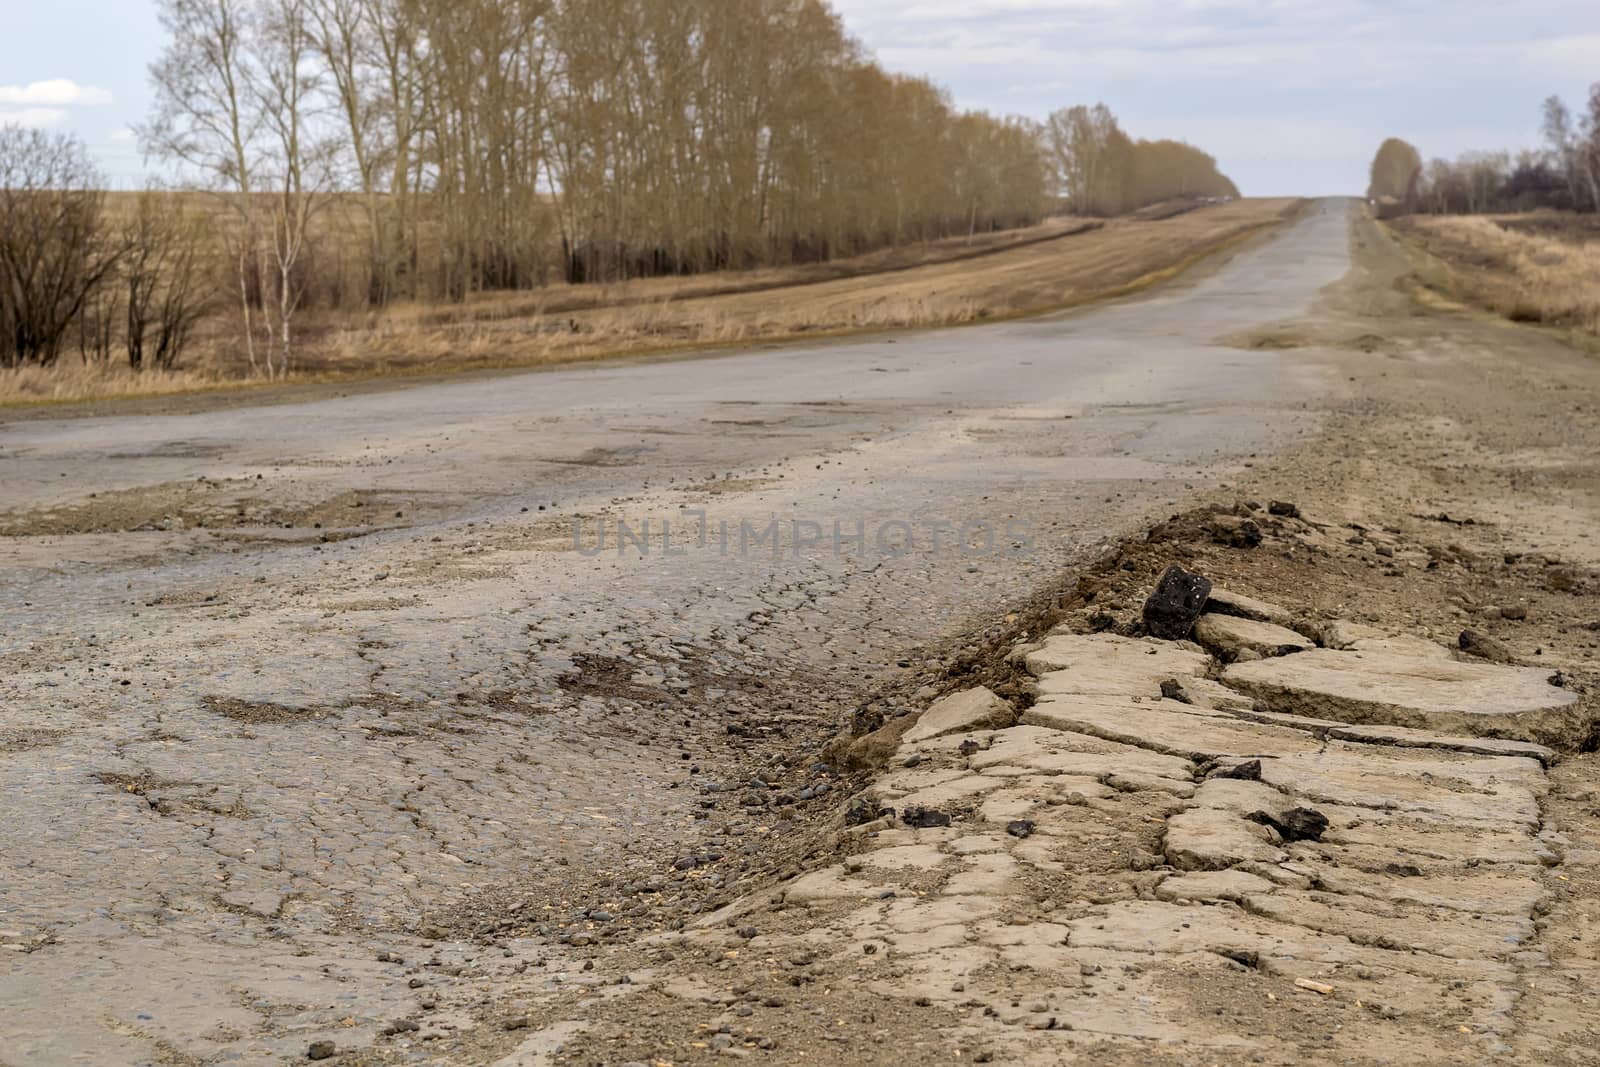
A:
0,200,1353,1063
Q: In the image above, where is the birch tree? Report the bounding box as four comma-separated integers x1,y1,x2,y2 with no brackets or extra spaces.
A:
255,0,332,375
144,0,267,372
309,0,391,303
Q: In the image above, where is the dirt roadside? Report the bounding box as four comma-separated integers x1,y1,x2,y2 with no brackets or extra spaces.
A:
448,207,1600,1065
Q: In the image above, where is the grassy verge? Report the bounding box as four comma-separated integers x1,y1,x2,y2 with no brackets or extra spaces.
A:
1388,213,1600,352
2,198,1303,409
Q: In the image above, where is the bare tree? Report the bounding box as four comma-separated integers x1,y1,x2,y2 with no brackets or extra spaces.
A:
309,0,396,304
255,0,334,376
1045,104,1129,215
1543,95,1582,208
0,127,123,368
144,0,267,372
122,189,213,370
1581,85,1600,213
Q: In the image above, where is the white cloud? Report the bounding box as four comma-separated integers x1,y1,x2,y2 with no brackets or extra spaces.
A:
0,108,68,128
0,79,113,107
0,80,115,133
110,127,136,142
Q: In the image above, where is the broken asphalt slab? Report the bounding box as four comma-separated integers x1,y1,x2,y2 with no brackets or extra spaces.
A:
1223,648,1585,747
668,601,1592,1063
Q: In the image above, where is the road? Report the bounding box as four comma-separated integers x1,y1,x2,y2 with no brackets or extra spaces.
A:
0,199,1353,1063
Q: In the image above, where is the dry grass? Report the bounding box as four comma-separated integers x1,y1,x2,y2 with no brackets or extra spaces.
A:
1392,213,1600,339
0,362,233,405
3,198,1301,407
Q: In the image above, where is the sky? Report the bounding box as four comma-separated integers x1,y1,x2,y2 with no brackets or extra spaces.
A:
2,0,1597,195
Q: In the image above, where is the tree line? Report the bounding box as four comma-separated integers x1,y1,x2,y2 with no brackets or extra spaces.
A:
1369,85,1600,216
1043,104,1239,217
2,0,1242,374
136,0,1057,374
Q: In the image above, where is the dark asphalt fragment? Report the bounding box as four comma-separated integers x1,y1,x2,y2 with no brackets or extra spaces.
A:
1247,807,1329,843
845,796,891,827
902,806,952,829
1142,565,1214,640
1214,760,1263,781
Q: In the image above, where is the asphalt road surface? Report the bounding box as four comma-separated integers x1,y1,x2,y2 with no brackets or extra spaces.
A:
0,199,1353,1063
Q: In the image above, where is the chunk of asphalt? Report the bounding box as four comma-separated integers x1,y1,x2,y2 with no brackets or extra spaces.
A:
1203,587,1296,628
1142,565,1214,641
845,796,891,827
1222,648,1584,746
1213,759,1263,782
1247,807,1329,843
1192,614,1313,661
902,806,952,829
902,686,1016,745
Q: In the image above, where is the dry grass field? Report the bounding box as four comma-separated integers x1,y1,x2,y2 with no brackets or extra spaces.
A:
0,198,1301,406
1392,213,1600,343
